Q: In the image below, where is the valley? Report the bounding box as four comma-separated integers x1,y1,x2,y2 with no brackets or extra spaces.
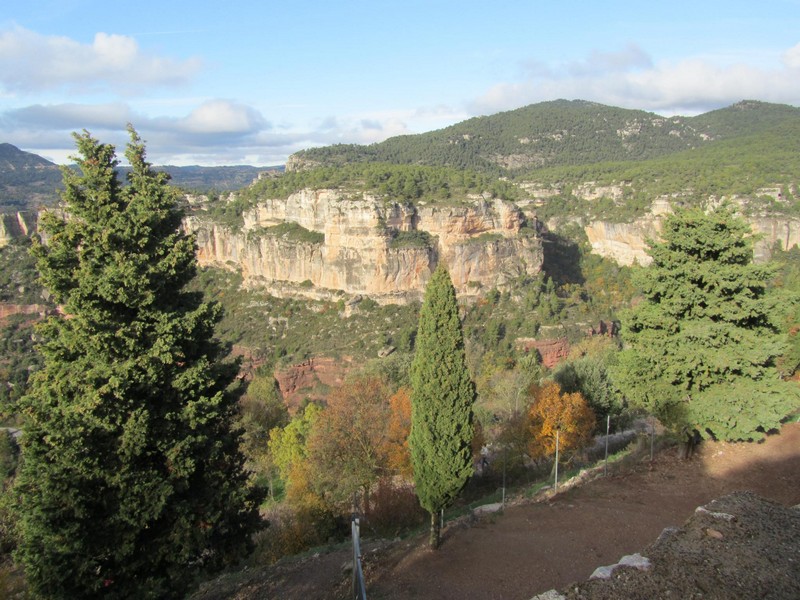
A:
0,98,799,598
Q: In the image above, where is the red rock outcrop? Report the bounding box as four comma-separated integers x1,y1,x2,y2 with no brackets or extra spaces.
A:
517,337,571,369
274,356,353,413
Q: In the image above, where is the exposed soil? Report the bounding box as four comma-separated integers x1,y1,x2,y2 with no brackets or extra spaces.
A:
193,422,800,600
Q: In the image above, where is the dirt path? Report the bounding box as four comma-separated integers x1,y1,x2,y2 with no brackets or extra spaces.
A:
193,422,800,600
366,422,800,600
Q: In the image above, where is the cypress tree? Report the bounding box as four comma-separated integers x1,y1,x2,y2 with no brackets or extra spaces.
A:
13,129,262,599
409,265,475,549
613,208,800,443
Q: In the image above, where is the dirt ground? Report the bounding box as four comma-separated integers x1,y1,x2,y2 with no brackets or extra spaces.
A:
193,421,800,600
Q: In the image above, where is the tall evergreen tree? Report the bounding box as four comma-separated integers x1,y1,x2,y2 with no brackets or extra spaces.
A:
409,265,475,549
613,208,799,443
13,129,262,599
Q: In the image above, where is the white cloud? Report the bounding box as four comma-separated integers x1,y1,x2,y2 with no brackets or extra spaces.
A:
783,42,800,69
0,99,273,165
10,40,799,167
171,100,268,135
471,43,800,116
0,99,466,166
7,102,137,129
304,106,468,147
565,43,653,77
0,25,202,93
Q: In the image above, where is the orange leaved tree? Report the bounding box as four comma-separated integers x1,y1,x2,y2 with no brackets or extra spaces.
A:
384,386,413,478
528,382,595,463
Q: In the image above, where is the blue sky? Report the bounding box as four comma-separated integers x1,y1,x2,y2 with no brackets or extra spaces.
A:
1,1,799,166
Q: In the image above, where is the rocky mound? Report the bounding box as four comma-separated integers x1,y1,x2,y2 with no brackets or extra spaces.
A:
536,491,800,600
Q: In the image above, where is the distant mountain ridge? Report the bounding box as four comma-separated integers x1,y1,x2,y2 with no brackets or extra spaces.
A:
289,99,800,175
0,144,64,212
0,143,58,170
0,143,281,213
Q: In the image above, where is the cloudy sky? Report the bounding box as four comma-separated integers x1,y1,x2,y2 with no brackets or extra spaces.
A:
2,0,799,166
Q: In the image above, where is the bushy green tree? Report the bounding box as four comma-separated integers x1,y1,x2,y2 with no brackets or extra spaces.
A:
613,208,799,442
552,339,625,431
13,129,262,599
237,372,289,495
267,403,321,498
409,265,475,549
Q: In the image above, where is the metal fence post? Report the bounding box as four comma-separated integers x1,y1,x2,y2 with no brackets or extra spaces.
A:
604,414,610,477
650,416,655,461
351,514,367,600
554,429,560,490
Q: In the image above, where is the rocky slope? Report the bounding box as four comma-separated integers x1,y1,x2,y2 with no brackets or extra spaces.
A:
6,185,797,300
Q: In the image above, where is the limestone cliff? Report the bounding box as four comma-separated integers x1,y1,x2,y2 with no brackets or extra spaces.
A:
578,194,800,266
0,212,36,247
186,189,544,302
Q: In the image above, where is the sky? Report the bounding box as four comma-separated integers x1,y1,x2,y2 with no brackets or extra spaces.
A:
1,1,799,166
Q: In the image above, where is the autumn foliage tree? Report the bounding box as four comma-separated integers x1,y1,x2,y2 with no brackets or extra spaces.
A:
265,404,338,558
383,386,413,478
527,382,596,463
268,403,322,506
306,375,392,514
238,372,289,488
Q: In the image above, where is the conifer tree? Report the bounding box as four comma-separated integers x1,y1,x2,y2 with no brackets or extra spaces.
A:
613,208,799,443
13,129,262,599
409,265,475,549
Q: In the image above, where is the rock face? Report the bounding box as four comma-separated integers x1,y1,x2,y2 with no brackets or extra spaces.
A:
274,356,352,413
0,303,51,321
748,215,800,261
583,198,800,265
517,337,571,368
186,190,544,302
582,198,671,266
0,212,36,247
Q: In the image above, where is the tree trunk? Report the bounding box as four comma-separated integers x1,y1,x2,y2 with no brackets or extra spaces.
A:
362,484,370,519
429,510,441,549
677,430,696,460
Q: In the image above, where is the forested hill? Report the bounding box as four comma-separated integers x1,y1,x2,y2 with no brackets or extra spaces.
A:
288,99,800,175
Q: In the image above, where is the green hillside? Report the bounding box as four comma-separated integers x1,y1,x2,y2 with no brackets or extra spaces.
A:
290,99,800,176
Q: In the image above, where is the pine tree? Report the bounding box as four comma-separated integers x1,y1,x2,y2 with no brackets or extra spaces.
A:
613,208,800,443
13,129,262,599
409,265,475,549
